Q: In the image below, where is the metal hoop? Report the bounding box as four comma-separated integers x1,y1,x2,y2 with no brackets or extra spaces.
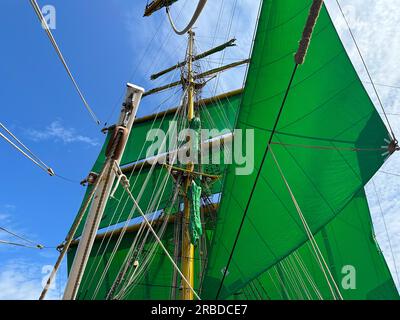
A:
166,0,208,35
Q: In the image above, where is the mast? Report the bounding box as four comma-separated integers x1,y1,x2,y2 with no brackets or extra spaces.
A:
181,29,196,300
63,83,144,300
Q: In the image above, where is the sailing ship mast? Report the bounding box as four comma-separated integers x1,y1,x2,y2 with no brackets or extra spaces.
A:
181,29,196,300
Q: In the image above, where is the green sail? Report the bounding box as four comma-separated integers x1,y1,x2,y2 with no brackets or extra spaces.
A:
67,210,217,300
202,0,397,299
228,190,398,300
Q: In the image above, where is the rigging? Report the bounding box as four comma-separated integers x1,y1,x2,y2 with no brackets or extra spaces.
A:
29,0,101,125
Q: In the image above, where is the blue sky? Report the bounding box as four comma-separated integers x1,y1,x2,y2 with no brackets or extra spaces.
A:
0,0,399,299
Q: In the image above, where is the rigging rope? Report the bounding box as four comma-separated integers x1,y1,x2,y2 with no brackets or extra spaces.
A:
371,179,400,287
0,123,54,176
0,239,43,249
166,0,208,35
268,145,343,300
0,226,44,249
335,0,396,140
39,169,105,300
29,0,101,125
379,170,400,178
82,95,186,298
120,175,201,300
270,141,386,152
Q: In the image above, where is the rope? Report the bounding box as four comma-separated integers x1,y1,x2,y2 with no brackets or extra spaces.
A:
293,251,323,300
270,141,386,152
110,110,189,299
120,176,201,300
29,0,100,125
371,180,400,287
166,0,208,35
379,170,400,178
335,0,396,140
0,128,54,176
82,96,185,298
0,239,43,249
0,226,44,249
268,145,343,300
39,169,104,300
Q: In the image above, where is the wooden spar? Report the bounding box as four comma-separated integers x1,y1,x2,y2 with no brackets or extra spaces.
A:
144,0,178,17
150,39,237,80
68,204,218,247
194,59,250,79
181,29,196,301
143,59,250,97
134,88,243,125
120,132,233,174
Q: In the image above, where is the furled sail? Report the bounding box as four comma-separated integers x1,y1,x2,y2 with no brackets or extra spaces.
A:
202,0,399,299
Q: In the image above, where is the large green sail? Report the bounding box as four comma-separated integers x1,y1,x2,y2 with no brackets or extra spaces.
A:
202,0,398,299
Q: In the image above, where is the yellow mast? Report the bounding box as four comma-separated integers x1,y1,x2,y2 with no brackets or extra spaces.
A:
181,29,195,300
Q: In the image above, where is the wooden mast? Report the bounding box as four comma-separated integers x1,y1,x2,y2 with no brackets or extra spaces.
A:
181,29,196,300
62,84,144,300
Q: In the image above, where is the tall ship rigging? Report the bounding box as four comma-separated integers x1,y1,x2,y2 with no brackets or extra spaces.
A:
36,0,400,300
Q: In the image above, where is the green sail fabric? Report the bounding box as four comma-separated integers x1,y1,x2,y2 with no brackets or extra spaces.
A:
121,92,242,166
68,223,211,300
68,227,177,300
72,92,241,238
202,0,395,299
189,180,203,245
229,191,398,300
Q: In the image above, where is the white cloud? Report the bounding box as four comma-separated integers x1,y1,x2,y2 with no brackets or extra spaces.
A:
0,259,64,300
27,121,99,147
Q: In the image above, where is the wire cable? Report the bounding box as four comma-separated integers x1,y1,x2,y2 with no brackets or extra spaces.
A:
0,127,54,176
0,239,43,249
335,0,395,140
0,226,43,248
29,0,101,125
